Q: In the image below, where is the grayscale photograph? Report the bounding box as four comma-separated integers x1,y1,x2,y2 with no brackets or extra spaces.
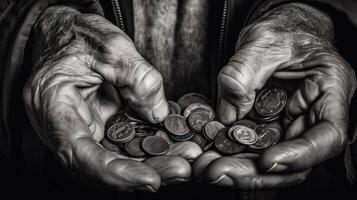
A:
1,0,357,199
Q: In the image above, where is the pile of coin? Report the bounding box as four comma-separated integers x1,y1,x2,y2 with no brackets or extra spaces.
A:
213,87,287,154
101,88,287,157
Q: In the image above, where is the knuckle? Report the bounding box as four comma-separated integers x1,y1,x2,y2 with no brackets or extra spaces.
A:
219,65,245,90
136,67,163,93
219,65,254,105
87,33,133,65
238,22,288,52
238,23,271,48
107,34,132,49
80,13,105,23
100,35,129,63
127,64,163,106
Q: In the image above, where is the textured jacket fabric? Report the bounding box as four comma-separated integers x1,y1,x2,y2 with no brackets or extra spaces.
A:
1,0,357,198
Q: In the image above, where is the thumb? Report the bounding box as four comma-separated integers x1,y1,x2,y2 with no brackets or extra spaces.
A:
92,33,169,123
217,24,291,124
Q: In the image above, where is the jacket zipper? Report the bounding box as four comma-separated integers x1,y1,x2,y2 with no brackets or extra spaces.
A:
211,0,229,102
112,0,227,102
112,0,126,32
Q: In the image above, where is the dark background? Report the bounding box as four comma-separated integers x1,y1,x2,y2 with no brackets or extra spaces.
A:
1,2,357,200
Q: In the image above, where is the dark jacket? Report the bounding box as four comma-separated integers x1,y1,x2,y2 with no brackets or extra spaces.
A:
1,0,357,199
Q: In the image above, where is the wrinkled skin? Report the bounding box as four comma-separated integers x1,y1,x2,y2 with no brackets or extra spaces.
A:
194,3,357,189
23,6,202,192
24,3,357,192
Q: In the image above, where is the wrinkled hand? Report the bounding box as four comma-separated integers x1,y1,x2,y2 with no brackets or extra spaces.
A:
194,3,356,189
23,6,201,192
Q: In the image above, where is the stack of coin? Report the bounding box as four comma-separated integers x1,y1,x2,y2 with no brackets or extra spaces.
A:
103,111,168,157
164,93,217,150
203,88,287,154
212,87,287,154
249,88,287,123
101,88,287,157
101,93,217,157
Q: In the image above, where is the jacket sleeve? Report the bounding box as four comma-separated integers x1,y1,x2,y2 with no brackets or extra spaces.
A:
246,0,357,185
247,0,357,27
0,0,103,159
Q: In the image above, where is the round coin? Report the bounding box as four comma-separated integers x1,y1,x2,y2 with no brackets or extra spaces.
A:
125,138,146,157
214,128,245,155
249,129,274,150
105,112,130,130
101,138,121,153
177,93,211,110
154,129,174,144
259,115,280,123
191,133,207,149
248,109,280,123
188,111,212,132
170,131,195,142
141,136,170,156
123,110,145,123
168,100,181,115
255,88,287,117
232,126,258,145
263,123,282,145
168,105,177,115
106,122,135,144
203,121,225,140
134,125,156,137
203,141,215,151
134,127,149,137
248,109,261,121
183,103,215,119
228,125,238,141
232,119,258,130
164,114,190,136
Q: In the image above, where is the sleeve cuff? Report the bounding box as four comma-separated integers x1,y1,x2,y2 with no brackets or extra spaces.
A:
246,0,357,28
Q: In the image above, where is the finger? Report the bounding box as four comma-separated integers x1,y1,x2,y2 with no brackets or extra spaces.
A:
261,51,354,172
91,27,169,123
217,64,255,124
284,114,307,140
82,83,121,141
217,97,237,125
231,152,260,159
166,141,203,162
50,103,161,192
260,94,348,173
145,156,191,185
217,29,292,123
284,79,319,126
192,151,221,179
205,157,310,190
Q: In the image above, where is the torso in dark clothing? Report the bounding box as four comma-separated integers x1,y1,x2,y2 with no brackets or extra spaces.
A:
133,0,211,100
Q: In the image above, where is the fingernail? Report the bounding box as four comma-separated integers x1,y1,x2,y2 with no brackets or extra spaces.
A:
209,175,234,185
152,100,169,123
266,162,288,173
218,99,236,125
135,185,157,193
